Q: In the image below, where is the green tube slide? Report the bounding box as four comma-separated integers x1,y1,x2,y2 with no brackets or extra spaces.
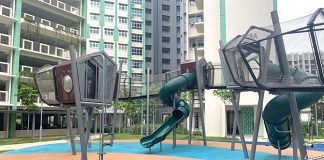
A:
263,65,323,149
140,73,197,148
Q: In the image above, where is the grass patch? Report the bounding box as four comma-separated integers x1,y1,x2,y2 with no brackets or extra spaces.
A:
0,137,64,146
0,150,12,154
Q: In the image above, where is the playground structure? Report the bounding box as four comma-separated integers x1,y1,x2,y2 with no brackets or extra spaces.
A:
31,9,324,160
220,9,324,160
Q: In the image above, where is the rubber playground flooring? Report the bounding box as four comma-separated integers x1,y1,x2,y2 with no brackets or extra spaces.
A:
0,140,323,160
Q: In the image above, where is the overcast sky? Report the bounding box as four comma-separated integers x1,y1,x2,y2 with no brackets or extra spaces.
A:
278,0,324,22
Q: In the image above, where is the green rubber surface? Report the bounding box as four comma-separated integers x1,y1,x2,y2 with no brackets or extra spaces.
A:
263,65,323,149
140,73,196,148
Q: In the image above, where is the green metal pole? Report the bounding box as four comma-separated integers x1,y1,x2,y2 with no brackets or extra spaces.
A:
8,0,23,138
81,0,89,55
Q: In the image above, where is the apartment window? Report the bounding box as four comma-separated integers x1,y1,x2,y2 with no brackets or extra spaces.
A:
162,59,170,64
131,47,142,55
146,8,151,14
90,13,100,21
118,44,128,50
105,2,114,9
146,57,152,62
162,26,170,32
119,30,128,37
132,34,142,43
119,4,128,11
146,20,152,26
132,60,142,68
132,9,142,17
146,32,151,38
132,0,142,4
162,69,170,73
189,14,204,25
177,27,180,32
162,48,170,53
162,37,170,43
146,45,151,50
90,41,99,48
105,42,114,49
119,17,128,24
105,15,114,22
176,6,180,12
90,27,99,34
162,5,170,11
177,16,181,22
132,21,142,30
104,28,114,36
191,39,204,48
132,73,142,78
177,38,180,44
162,15,170,22
90,0,100,7
119,58,128,64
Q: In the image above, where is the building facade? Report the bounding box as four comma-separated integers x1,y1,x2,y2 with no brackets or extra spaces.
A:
145,0,183,75
0,0,86,138
184,0,277,137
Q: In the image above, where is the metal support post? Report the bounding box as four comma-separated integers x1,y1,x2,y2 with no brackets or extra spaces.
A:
230,91,249,159
173,95,177,149
250,91,265,160
277,140,282,160
66,108,76,155
146,67,150,135
141,101,144,136
39,101,43,142
291,121,298,160
69,45,87,160
111,60,123,142
85,108,94,148
231,114,237,150
188,90,195,145
288,92,307,159
194,51,207,146
160,142,163,152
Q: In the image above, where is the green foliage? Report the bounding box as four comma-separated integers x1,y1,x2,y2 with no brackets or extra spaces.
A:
182,91,193,104
19,71,34,78
213,89,231,104
17,83,39,112
176,125,189,135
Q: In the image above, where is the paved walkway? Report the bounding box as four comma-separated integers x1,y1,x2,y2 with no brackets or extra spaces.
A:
0,140,66,151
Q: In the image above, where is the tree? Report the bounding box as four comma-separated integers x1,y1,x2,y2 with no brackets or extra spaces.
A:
182,91,193,104
17,73,39,138
213,89,232,105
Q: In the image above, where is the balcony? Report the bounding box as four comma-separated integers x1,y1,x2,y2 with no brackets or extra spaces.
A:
0,61,9,75
24,0,83,22
21,13,84,43
0,5,14,25
20,38,70,61
196,0,203,10
19,65,39,80
0,33,12,52
0,90,8,103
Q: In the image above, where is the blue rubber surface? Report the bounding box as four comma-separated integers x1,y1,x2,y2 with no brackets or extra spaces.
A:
3,142,293,160
224,141,324,152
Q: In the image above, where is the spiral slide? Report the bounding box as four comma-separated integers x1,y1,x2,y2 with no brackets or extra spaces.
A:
262,65,323,149
140,73,196,148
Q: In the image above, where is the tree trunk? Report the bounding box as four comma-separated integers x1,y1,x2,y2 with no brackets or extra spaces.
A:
27,113,30,136
32,113,35,139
